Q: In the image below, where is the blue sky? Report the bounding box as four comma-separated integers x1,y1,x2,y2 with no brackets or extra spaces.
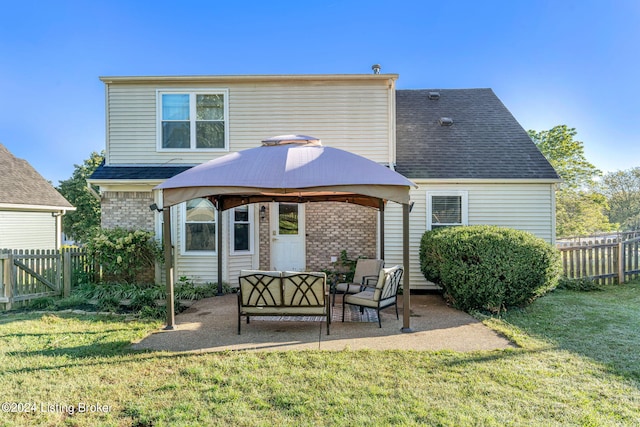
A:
1,0,638,185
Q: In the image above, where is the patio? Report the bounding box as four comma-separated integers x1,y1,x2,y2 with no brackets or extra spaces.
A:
132,292,514,352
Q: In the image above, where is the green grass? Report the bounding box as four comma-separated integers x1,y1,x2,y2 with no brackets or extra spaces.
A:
1,283,639,426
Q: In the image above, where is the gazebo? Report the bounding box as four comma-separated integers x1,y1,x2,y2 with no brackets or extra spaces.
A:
155,135,417,332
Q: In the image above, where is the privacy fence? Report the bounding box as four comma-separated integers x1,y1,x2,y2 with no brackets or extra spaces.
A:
0,248,94,310
556,231,640,285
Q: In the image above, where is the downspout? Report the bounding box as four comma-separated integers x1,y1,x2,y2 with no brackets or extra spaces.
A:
87,182,101,200
54,210,64,249
387,78,396,170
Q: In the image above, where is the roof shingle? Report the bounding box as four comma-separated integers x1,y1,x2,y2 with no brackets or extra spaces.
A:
395,89,560,180
0,143,74,209
89,163,193,180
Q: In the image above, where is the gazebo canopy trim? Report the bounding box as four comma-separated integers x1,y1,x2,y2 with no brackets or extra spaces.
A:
155,137,416,209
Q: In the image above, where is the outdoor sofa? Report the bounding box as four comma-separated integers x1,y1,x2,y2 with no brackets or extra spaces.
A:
237,270,330,335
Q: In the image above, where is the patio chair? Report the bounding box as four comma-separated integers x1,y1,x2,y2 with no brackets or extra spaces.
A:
332,258,384,306
342,265,403,328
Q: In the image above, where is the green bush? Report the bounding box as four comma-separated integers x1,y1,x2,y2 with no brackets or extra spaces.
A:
86,228,162,284
557,276,603,292
419,225,561,313
29,297,57,310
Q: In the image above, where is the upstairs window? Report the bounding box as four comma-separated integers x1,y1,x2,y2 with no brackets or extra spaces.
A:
158,90,228,151
427,191,468,230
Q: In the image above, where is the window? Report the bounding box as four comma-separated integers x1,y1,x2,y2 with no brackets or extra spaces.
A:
427,191,468,230
183,198,216,253
278,203,299,235
158,90,228,150
231,205,253,254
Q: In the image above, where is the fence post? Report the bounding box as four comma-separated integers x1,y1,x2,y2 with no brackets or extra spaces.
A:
4,254,14,310
63,251,71,298
618,239,624,284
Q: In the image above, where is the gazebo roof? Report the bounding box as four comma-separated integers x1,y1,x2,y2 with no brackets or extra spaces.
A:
155,135,415,210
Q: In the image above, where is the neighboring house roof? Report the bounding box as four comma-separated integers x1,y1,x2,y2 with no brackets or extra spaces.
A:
89,163,193,181
395,89,561,181
0,143,74,209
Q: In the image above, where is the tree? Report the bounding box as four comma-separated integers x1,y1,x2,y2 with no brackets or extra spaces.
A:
529,125,615,237
555,189,616,237
528,125,601,189
57,152,104,243
600,167,640,231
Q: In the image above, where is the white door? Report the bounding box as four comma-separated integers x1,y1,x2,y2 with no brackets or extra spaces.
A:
270,203,305,271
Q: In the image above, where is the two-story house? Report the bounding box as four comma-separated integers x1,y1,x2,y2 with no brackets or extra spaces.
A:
88,73,560,289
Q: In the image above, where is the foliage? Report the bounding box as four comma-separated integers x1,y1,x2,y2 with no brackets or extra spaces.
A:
96,296,121,312
86,228,162,284
322,250,361,284
56,151,104,243
420,225,561,313
555,188,617,237
73,282,163,302
28,297,57,310
528,125,601,189
529,125,616,235
600,166,640,231
174,276,230,299
556,276,603,292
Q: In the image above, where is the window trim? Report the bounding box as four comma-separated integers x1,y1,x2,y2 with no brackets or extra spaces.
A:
426,190,469,230
230,205,254,255
156,88,229,152
180,199,217,256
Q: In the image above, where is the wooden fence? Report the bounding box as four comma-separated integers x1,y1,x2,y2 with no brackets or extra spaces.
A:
556,233,640,285
0,248,92,310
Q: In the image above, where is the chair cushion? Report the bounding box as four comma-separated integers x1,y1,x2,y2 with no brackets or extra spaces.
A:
335,282,362,293
344,290,377,308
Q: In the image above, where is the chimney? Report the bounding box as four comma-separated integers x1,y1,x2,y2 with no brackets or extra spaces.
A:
371,64,381,74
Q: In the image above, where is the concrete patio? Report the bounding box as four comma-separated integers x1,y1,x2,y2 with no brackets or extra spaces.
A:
132,292,515,352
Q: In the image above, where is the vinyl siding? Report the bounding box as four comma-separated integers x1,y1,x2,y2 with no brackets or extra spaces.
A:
0,211,57,250
384,183,556,289
173,207,257,285
106,80,393,166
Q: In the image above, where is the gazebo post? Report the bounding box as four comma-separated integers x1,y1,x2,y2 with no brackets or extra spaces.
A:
217,197,224,296
401,202,413,333
379,199,385,259
163,207,175,330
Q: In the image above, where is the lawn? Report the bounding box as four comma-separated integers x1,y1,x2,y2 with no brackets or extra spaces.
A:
0,282,639,426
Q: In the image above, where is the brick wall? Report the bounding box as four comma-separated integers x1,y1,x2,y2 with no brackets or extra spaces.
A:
258,204,270,269
258,202,377,271
100,191,156,283
101,191,154,232
305,202,377,271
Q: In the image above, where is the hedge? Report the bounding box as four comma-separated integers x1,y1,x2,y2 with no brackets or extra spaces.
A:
419,225,561,313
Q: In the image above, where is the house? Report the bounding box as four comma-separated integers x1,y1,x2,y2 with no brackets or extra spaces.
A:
88,73,559,289
0,143,75,250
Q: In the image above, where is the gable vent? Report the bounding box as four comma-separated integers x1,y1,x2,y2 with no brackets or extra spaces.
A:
439,117,454,126
428,91,440,100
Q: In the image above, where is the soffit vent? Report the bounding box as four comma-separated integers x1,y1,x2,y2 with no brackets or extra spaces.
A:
439,117,453,127
428,91,440,100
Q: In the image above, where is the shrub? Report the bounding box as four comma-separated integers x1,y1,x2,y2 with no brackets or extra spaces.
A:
557,276,603,292
174,277,233,299
97,296,121,313
29,297,57,310
129,290,159,312
420,225,561,313
86,228,162,284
